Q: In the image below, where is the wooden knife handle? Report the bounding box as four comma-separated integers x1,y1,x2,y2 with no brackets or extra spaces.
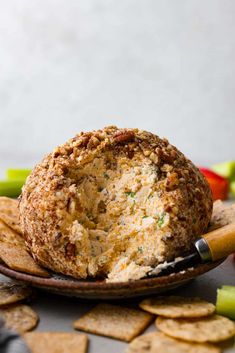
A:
202,223,235,261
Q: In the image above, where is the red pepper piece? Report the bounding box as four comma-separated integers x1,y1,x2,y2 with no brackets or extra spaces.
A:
199,167,229,201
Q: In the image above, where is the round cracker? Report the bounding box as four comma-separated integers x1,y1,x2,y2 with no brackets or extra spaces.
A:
156,315,235,343
0,282,33,306
0,304,38,333
126,332,221,353
139,296,215,318
0,197,22,234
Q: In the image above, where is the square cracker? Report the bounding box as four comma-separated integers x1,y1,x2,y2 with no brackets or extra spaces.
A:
0,197,22,235
0,281,33,306
0,219,25,246
1,304,38,333
210,200,235,231
23,332,88,353
0,242,49,277
0,219,49,277
73,303,153,342
127,332,221,353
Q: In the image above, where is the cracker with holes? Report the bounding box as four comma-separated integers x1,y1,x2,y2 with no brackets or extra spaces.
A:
0,304,38,333
0,282,32,306
74,303,153,342
23,332,88,353
139,296,215,318
126,332,221,353
156,315,235,343
0,197,22,234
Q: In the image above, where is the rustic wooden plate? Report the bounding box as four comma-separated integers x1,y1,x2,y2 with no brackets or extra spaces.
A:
0,260,224,299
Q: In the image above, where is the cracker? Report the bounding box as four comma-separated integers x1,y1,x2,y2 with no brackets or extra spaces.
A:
126,332,221,353
23,332,88,353
210,200,235,231
156,315,235,343
0,281,32,306
0,304,38,333
0,220,49,277
139,296,215,318
0,197,22,234
0,242,50,277
0,219,25,246
73,303,153,342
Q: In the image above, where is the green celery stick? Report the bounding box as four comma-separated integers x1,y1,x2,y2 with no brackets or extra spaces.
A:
6,169,31,180
212,161,235,181
216,287,235,319
0,180,25,197
221,285,235,292
231,181,235,198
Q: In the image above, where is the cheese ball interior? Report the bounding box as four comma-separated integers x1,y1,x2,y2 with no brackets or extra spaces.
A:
20,127,212,281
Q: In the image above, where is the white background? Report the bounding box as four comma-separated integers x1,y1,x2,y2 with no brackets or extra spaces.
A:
0,0,235,176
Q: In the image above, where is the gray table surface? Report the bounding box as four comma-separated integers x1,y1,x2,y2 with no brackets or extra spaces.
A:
1,256,235,352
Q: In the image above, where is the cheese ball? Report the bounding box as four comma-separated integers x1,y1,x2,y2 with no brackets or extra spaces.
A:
19,127,212,281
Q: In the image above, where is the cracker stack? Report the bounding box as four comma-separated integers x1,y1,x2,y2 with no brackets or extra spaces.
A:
130,295,235,353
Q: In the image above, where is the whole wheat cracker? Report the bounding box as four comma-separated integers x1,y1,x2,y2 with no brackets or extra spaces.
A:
0,304,38,333
209,200,235,231
139,296,215,318
0,220,49,277
0,281,32,306
156,315,235,343
126,332,221,353
23,332,88,353
0,197,22,234
0,242,49,277
74,303,153,342
0,219,25,246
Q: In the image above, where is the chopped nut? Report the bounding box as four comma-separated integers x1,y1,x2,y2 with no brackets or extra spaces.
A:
161,164,173,172
87,136,100,148
166,172,179,190
113,131,135,143
143,150,151,157
149,152,159,164
65,243,76,258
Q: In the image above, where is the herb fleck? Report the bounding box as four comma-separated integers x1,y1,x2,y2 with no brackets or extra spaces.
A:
157,213,166,228
125,191,136,198
138,246,143,253
142,216,148,219
103,172,110,179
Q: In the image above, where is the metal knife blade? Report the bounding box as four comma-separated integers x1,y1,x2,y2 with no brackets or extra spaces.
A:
147,252,201,277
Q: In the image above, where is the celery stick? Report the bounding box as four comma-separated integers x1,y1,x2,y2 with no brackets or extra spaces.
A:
216,288,235,319
0,180,25,197
6,169,31,180
221,285,235,292
231,181,235,198
212,161,235,181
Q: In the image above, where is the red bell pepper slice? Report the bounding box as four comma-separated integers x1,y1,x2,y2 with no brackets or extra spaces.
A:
199,167,229,201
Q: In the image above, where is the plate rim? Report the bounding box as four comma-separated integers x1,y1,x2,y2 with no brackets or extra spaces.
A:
0,260,224,291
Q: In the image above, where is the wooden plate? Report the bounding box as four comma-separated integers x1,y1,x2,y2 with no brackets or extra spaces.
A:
0,260,223,299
